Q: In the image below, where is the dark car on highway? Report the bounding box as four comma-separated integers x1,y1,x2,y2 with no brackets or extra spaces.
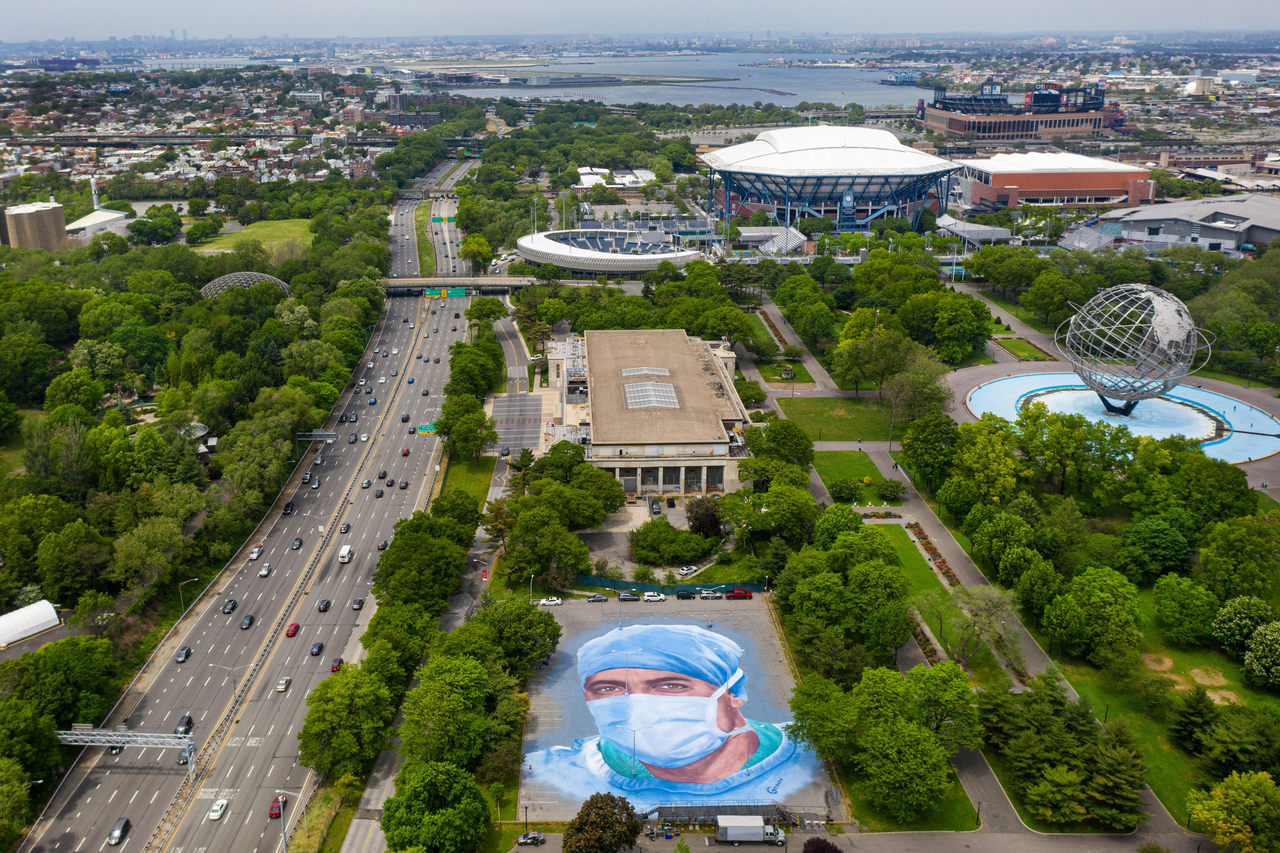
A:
310,642,324,656
239,614,255,629
175,646,192,663
318,599,331,612
222,599,237,614
291,537,303,550
331,658,344,672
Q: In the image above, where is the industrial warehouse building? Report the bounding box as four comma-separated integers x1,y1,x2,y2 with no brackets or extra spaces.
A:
544,329,750,494
953,151,1153,210
1099,193,1280,252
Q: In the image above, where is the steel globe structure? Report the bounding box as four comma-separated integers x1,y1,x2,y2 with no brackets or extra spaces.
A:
1055,283,1212,415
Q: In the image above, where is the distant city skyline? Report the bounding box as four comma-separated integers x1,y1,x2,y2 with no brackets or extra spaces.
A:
6,0,1280,45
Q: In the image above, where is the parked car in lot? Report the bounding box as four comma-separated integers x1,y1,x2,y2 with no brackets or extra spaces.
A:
586,593,608,603
726,588,754,600
539,597,563,606
517,832,546,846
677,565,698,577
699,589,723,599
676,590,695,600
618,592,641,602
642,591,666,602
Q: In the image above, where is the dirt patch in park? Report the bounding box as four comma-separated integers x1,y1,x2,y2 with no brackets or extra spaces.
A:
1208,689,1240,705
1161,673,1191,690
1142,653,1175,671
1190,667,1229,687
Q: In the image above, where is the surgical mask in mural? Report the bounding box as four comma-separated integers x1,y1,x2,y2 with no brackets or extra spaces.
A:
587,669,752,767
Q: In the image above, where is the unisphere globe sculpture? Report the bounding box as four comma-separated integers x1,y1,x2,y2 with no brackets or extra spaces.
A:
1055,283,1212,416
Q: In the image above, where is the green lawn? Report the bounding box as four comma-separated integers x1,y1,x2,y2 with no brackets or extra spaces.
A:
0,408,41,477
200,218,314,252
778,397,892,441
881,525,1006,690
414,202,436,275
812,450,902,505
1256,489,1280,512
953,349,997,368
980,290,1055,334
1197,368,1274,390
758,361,815,384
998,338,1053,361
442,456,496,505
744,312,777,351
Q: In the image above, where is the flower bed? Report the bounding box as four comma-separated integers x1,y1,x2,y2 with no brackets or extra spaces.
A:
905,522,960,587
860,510,902,519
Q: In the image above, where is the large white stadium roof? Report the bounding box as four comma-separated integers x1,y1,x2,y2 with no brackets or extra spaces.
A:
516,229,702,274
700,125,957,178
956,151,1149,175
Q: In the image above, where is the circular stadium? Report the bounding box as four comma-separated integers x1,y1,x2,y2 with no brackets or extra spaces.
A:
199,271,290,300
516,229,702,275
700,125,960,232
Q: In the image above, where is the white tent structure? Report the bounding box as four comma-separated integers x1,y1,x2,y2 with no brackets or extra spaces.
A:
0,600,60,649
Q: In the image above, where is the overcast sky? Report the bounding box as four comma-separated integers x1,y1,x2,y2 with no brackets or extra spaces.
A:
8,0,1280,43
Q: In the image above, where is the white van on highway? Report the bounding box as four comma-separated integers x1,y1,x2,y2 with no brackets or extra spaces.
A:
338,545,353,564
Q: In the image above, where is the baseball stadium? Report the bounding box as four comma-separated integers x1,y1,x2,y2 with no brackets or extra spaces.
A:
700,125,960,232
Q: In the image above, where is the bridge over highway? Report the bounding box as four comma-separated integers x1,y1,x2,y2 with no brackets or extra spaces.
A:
383,275,535,294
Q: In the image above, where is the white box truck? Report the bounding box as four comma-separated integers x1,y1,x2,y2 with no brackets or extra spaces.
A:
338,545,353,564
715,816,785,847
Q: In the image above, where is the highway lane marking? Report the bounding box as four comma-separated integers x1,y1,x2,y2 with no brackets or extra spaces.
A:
107,789,116,803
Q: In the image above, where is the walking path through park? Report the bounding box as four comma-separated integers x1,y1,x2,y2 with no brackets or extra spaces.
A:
751,299,1201,846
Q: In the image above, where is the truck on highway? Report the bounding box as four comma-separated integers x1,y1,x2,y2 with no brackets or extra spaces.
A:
338,545,353,564
715,816,785,847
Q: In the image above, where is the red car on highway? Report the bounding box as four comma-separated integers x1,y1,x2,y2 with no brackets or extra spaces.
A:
285,623,300,637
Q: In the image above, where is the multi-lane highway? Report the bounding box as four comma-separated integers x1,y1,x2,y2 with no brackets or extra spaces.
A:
28,196,472,852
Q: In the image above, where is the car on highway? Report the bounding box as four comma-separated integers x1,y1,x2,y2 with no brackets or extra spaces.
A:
207,799,227,821
340,522,350,534
676,590,696,600
369,397,376,405
291,537,303,550
377,469,387,478
109,742,124,755
368,361,374,368
282,501,295,516
348,433,357,443
269,794,286,819
331,658,344,672
399,479,409,489
352,598,364,611
618,592,641,602
452,326,457,332
361,479,371,489
642,592,666,602
177,745,191,765
360,433,369,442
258,563,272,578
365,387,372,395
382,350,388,357
222,599,237,614
311,476,321,489
677,565,698,577
357,379,366,387
174,714,194,735
386,477,396,487
726,588,754,600
517,832,546,846
286,623,300,637
586,593,608,603
275,676,291,693
539,597,563,606
249,545,263,560
301,471,311,484
401,447,409,456
699,589,723,599
391,369,398,377
349,412,358,423
407,377,415,384
340,413,348,422
378,539,389,550
433,356,440,364
240,614,255,629
318,599,331,612
391,347,399,355
422,388,430,396
378,376,386,384
400,412,410,422
310,642,324,656
375,488,384,498
175,646,192,663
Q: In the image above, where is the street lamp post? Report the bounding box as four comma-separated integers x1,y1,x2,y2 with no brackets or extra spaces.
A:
617,589,637,627
529,573,535,604
705,585,724,628
177,577,199,614
275,788,306,853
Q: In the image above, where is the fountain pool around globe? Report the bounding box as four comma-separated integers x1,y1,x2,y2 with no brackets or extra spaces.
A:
967,373,1280,464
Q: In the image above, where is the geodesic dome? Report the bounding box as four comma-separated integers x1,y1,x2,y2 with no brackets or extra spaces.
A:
1055,283,1211,412
199,271,290,300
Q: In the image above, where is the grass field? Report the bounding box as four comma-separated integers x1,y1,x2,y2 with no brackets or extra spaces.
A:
414,202,436,275
812,450,902,505
839,763,978,832
758,361,815,384
442,455,496,505
953,349,997,368
0,409,40,477
744,313,777,352
778,397,892,441
1197,368,1274,390
1256,489,1280,512
980,290,1055,334
881,525,1006,690
998,338,1053,360
200,218,314,252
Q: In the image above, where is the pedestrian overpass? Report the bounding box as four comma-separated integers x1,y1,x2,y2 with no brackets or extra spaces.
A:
383,276,535,296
